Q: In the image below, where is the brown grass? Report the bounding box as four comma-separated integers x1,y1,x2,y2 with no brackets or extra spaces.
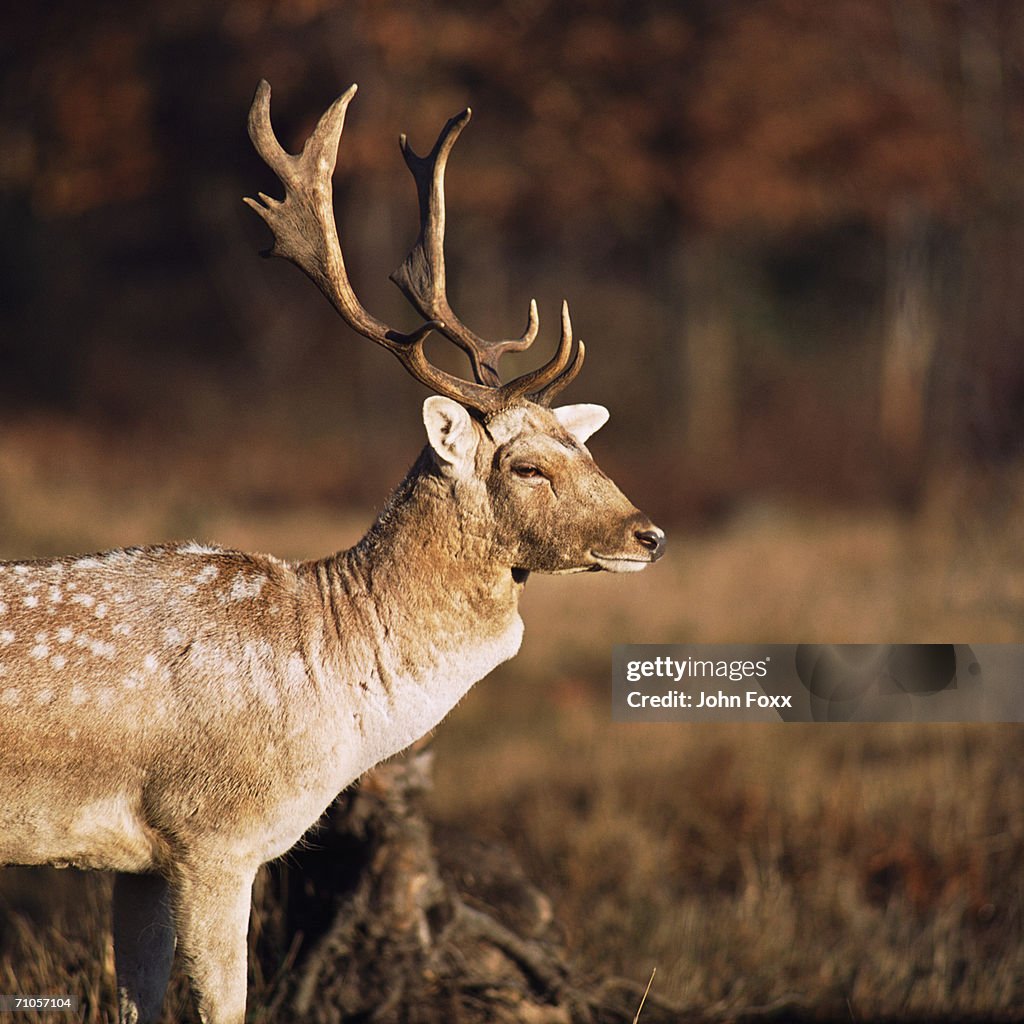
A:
0,419,1022,1021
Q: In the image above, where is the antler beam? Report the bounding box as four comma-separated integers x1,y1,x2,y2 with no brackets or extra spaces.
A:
244,79,583,414
389,108,539,387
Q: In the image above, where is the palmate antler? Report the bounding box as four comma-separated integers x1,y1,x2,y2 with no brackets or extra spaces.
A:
244,80,584,415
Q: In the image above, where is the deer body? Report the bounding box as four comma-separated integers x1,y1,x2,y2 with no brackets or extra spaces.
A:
0,83,664,1024
2,405,660,1023
0,536,517,876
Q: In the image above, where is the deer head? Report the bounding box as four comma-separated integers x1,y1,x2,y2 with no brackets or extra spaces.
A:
244,81,664,575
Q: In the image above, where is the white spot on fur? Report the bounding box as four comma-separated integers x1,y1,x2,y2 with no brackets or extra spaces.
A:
1,687,20,706
23,595,39,608
113,622,133,637
243,641,280,708
0,630,14,646
285,652,308,692
89,639,116,660
188,640,236,674
70,685,88,705
57,627,74,644
230,574,265,601
73,558,102,569
35,688,53,704
195,564,219,584
0,600,7,614
51,654,67,671
48,587,62,604
143,653,159,673
71,593,96,608
95,603,108,619
13,565,29,576
30,643,49,660
163,627,183,647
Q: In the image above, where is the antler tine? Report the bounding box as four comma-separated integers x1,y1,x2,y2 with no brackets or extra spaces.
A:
390,109,539,387
504,301,585,406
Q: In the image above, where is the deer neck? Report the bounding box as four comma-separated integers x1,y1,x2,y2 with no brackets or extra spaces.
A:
304,449,525,766
349,447,519,594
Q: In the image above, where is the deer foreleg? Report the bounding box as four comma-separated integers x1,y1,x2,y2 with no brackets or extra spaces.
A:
171,860,256,1024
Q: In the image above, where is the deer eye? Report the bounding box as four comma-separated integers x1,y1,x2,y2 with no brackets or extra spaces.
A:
511,464,544,480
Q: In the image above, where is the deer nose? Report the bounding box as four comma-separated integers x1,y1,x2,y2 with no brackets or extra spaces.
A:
634,525,666,561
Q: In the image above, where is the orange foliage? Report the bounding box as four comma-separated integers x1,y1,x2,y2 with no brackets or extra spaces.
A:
686,0,973,230
3,0,990,231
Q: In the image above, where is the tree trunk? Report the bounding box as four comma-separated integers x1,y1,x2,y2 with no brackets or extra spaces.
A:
677,236,738,467
879,200,936,500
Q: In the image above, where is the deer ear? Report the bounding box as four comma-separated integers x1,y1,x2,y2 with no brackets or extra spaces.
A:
552,404,609,445
423,396,479,473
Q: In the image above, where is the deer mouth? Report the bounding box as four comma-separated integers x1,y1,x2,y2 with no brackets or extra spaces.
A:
588,552,655,573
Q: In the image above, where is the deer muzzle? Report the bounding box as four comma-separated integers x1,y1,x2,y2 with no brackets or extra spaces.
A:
590,514,666,572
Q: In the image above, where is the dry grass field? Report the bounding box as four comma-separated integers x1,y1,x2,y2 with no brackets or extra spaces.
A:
0,420,1022,1022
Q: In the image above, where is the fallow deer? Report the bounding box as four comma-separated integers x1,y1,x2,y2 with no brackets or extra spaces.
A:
0,81,664,1024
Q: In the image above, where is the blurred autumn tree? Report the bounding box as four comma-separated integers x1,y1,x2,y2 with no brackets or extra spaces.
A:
1,0,1021,509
